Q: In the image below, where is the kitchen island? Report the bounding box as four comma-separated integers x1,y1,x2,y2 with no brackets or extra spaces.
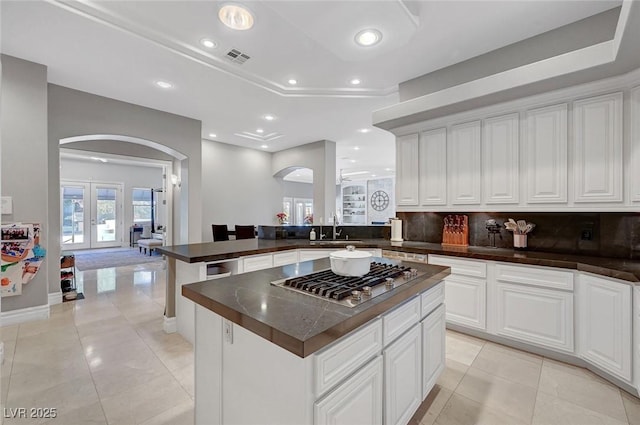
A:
182,257,450,425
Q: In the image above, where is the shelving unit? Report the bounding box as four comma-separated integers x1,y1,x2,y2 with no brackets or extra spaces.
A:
342,184,367,225
60,252,80,301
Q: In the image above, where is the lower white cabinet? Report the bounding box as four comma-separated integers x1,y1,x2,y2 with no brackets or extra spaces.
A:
298,249,336,261
273,250,299,266
242,253,273,273
384,325,422,425
579,274,632,382
422,304,446,399
495,282,574,353
314,356,383,425
444,275,486,330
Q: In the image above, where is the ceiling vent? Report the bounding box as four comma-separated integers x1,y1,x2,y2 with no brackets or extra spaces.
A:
225,48,250,65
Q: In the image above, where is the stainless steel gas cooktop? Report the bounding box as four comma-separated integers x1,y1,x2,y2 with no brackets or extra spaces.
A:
271,261,423,307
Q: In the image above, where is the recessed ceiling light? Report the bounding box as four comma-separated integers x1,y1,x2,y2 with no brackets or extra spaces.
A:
384,168,393,172
200,38,217,49
256,128,264,134
261,144,268,149
263,114,275,121
371,174,377,177
219,4,254,30
358,128,371,133
355,29,382,47
354,146,360,151
350,78,361,85
209,133,217,138
288,79,298,85
155,80,173,89
350,159,356,163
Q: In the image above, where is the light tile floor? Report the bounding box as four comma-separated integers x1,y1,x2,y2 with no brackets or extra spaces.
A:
1,262,639,425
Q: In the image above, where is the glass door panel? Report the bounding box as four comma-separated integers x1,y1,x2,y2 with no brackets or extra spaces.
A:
61,182,90,249
91,184,122,248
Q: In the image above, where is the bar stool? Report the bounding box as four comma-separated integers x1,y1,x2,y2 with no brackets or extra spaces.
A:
212,224,230,241
234,225,256,240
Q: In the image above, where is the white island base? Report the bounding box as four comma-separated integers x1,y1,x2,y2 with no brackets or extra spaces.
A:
194,281,446,425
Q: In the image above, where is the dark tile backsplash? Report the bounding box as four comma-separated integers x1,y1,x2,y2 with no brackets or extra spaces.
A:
258,225,391,240
397,212,640,260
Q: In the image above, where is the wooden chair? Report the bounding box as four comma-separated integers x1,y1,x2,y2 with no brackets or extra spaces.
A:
212,224,230,242
234,225,256,240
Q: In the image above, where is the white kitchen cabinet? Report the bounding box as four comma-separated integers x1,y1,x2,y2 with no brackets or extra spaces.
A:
422,304,445,400
419,128,447,205
443,275,486,330
273,250,299,266
384,325,422,425
396,133,420,206
495,282,574,353
298,249,336,262
448,121,482,205
573,92,623,203
482,113,519,204
382,296,420,346
630,86,640,202
314,356,383,425
525,103,568,204
242,253,273,273
578,274,632,382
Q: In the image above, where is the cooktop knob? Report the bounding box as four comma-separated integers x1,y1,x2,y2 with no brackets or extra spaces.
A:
403,271,412,279
362,286,372,296
385,278,395,288
351,290,362,301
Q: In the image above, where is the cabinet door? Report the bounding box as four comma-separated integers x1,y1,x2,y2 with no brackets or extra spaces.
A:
422,304,445,400
483,113,519,204
314,356,383,425
273,250,298,266
448,121,481,205
630,87,640,202
384,325,422,425
495,282,573,353
573,92,623,202
298,249,334,262
242,254,273,273
396,134,420,206
525,104,568,203
444,275,486,330
419,128,447,205
579,274,631,382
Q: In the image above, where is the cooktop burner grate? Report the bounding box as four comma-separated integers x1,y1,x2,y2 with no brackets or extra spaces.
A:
271,262,422,307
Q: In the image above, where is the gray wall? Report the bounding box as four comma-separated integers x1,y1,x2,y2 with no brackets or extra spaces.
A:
283,181,313,199
60,157,165,244
201,140,283,241
48,83,202,294
0,55,49,312
272,140,337,225
63,140,175,161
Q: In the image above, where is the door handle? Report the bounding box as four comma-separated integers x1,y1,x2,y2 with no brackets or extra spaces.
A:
91,219,96,225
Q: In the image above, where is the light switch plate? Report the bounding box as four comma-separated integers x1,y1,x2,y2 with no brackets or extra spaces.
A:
1,197,12,214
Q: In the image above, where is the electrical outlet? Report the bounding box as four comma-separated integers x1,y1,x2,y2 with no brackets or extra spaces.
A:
581,229,593,241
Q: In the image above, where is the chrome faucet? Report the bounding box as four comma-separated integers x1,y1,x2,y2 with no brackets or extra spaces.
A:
332,213,342,240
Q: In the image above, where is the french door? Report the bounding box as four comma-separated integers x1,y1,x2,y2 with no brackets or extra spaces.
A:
61,180,123,249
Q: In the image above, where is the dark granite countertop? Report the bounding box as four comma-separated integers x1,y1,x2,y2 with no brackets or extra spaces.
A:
182,258,450,358
157,239,640,283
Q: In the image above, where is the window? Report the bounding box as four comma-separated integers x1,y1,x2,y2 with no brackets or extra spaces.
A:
132,188,152,223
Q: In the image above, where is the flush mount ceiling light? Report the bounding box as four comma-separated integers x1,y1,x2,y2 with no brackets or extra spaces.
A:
263,114,275,121
256,128,264,134
354,146,360,151
200,38,217,49
261,144,268,149
219,4,254,31
288,79,297,85
155,80,173,89
355,29,382,47
350,78,361,85
357,128,371,133
209,133,217,138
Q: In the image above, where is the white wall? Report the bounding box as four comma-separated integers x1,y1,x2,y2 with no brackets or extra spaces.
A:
283,181,313,199
0,55,49,312
60,157,164,244
201,140,283,241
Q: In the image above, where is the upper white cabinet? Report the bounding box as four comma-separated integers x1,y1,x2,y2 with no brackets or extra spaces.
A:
630,87,640,202
573,92,623,203
578,274,632,382
449,121,482,205
525,104,568,204
482,113,519,204
419,128,447,205
396,133,420,206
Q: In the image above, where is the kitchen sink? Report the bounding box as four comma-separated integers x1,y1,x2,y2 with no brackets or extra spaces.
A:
311,240,364,244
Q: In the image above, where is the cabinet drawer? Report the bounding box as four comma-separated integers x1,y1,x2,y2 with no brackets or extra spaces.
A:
242,254,273,273
420,282,444,319
299,249,334,262
429,255,486,278
495,263,574,291
314,319,383,397
383,296,421,346
273,250,298,266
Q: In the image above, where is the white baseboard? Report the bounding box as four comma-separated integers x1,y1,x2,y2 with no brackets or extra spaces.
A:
163,316,177,333
1,304,49,327
48,291,63,306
